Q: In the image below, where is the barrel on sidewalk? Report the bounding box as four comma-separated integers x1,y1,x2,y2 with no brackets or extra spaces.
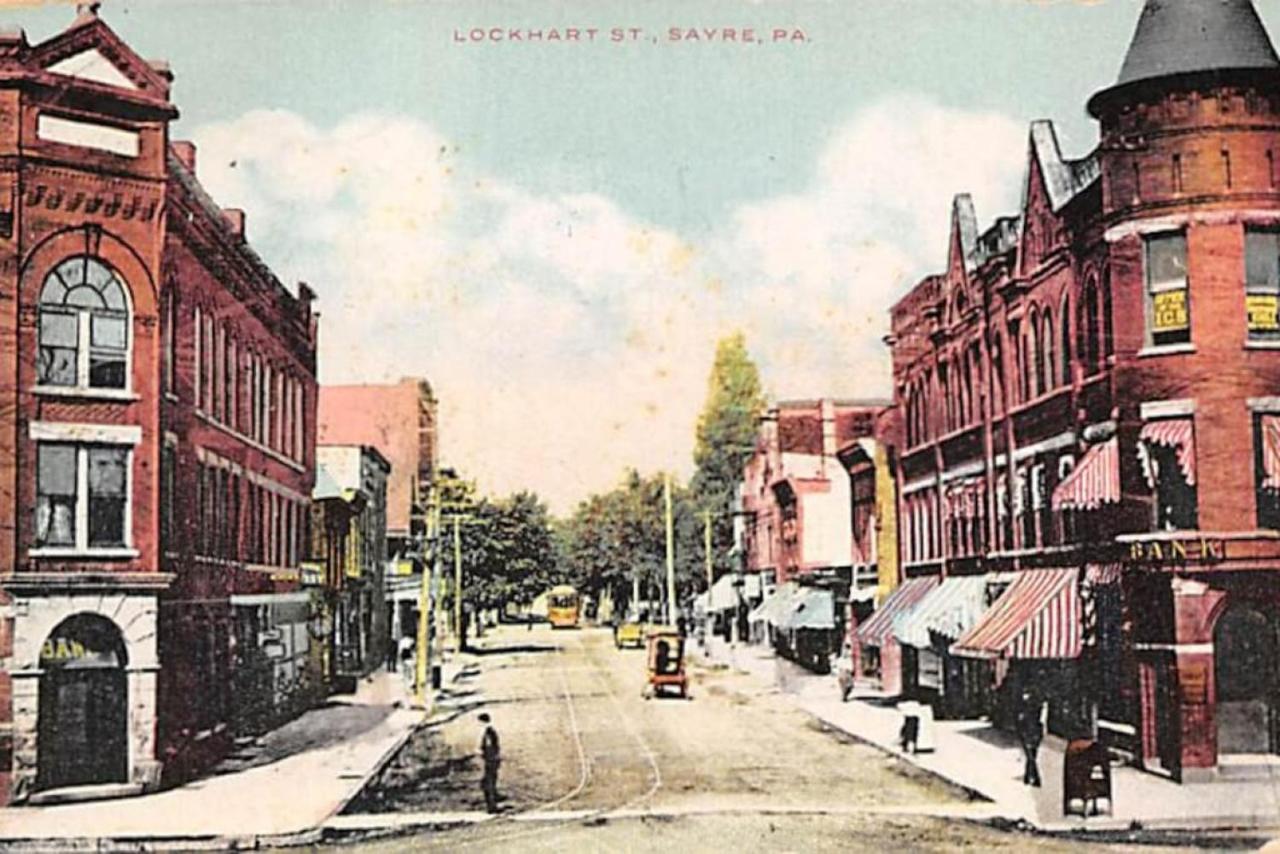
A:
1063,739,1112,817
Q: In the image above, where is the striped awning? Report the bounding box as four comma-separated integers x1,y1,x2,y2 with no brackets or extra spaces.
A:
855,576,940,648
1263,414,1280,490
1051,438,1119,512
893,575,991,649
1140,418,1196,486
950,568,1082,660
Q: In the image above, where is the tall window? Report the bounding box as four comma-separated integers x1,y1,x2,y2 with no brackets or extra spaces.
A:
1059,297,1072,385
1145,232,1190,347
35,443,130,551
1245,227,1280,342
37,256,130,390
162,290,175,393
1040,310,1055,392
1028,309,1042,398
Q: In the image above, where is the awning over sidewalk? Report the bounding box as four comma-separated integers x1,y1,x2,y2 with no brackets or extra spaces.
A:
1051,438,1119,511
855,576,940,648
707,573,740,611
892,575,990,649
748,582,795,624
780,587,835,631
950,568,1081,660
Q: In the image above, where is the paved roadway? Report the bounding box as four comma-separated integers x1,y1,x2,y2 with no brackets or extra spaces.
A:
324,624,1244,853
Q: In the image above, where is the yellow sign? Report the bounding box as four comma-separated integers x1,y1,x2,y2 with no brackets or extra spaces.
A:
1152,289,1189,331
394,559,414,577
1248,294,1279,331
40,637,88,662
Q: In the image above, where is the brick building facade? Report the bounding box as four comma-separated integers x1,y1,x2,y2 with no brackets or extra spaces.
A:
0,7,318,803
884,0,1280,780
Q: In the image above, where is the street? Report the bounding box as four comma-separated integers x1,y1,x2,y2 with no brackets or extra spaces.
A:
322,625,1236,852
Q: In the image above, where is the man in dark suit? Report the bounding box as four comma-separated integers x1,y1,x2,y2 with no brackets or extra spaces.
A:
478,712,501,812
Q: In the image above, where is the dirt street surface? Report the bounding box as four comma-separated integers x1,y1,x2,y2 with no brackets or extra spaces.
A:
319,625,1254,852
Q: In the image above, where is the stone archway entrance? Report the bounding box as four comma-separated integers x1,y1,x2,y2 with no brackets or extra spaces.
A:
37,614,129,790
1214,603,1280,756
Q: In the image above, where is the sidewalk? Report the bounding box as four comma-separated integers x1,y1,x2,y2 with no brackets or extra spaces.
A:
0,657,472,850
696,638,1280,833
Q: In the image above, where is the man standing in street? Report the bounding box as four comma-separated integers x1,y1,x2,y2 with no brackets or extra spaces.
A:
478,712,501,813
1016,688,1044,787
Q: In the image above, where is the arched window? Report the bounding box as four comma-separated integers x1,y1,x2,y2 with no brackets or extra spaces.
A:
1083,276,1101,373
1060,295,1073,386
1041,310,1055,391
1027,308,1041,398
38,256,130,390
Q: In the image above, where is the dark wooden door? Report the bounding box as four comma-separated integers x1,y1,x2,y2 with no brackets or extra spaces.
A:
39,668,128,789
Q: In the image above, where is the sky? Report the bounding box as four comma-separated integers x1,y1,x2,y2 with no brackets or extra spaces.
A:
9,0,1275,513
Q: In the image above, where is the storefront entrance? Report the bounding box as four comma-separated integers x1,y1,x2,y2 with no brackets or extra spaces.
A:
37,614,129,790
1215,603,1280,755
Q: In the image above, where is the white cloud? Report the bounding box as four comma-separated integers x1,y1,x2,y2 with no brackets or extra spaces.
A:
190,95,1026,512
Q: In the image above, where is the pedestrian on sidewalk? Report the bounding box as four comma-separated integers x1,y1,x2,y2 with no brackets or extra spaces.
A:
1016,688,1045,787
478,712,502,813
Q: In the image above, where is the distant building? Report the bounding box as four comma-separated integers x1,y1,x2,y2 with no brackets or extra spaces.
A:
311,445,391,690
0,8,319,803
317,379,438,650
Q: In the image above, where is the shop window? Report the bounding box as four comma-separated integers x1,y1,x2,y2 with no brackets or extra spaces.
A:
35,443,130,551
1145,232,1190,347
37,256,130,390
1245,227,1280,342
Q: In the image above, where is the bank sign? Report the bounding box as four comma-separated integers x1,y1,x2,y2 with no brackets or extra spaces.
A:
1128,537,1226,564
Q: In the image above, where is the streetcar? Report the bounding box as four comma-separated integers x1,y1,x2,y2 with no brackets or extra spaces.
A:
546,585,581,629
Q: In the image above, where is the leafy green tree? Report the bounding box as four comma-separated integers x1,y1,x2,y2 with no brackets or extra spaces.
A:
689,332,765,582
559,469,704,618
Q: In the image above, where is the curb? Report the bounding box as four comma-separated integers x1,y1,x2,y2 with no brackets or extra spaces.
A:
0,668,475,853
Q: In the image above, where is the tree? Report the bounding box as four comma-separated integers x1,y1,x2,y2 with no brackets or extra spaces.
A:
689,332,765,582
559,469,704,618
432,468,561,639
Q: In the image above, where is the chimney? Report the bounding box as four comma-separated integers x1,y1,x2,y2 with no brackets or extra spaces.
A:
171,140,196,172
75,3,101,23
222,208,246,241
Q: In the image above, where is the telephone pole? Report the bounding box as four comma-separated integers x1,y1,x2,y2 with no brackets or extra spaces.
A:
702,509,714,590
414,485,438,709
664,472,676,625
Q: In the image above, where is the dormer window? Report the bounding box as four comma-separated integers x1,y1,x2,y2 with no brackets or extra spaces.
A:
37,256,131,391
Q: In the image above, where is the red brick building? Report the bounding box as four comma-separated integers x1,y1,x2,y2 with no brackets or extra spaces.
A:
0,7,318,803
885,0,1280,780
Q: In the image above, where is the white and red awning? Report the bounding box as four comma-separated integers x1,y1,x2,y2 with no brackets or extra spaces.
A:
1262,414,1280,490
1051,439,1119,512
950,568,1082,660
855,576,940,648
1140,418,1196,486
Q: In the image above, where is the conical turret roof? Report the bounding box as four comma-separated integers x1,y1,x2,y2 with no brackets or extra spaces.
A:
1090,0,1280,115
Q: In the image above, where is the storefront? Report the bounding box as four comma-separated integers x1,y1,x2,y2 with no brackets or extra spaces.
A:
950,567,1085,736
853,576,939,696
893,574,993,718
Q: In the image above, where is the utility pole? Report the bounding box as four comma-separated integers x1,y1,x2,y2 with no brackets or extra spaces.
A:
453,514,463,652
414,483,438,710
664,472,676,626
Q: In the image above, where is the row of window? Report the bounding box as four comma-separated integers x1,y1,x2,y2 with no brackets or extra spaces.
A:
904,273,1111,448
192,305,307,462
195,459,307,567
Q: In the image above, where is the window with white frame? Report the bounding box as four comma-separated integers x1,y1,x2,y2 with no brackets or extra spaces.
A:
1245,227,1280,342
1145,232,1190,347
36,442,130,551
38,256,130,390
